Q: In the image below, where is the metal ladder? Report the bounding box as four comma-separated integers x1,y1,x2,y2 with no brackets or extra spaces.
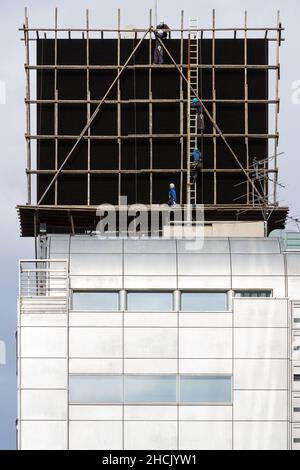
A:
189,17,199,206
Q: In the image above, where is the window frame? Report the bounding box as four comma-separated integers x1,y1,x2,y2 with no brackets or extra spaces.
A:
69,373,233,406
124,374,177,405
71,289,120,312
180,290,229,312
233,290,272,298
179,374,233,405
126,290,175,312
69,373,123,404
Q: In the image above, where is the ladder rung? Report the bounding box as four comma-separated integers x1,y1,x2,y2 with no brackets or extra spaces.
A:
189,16,199,197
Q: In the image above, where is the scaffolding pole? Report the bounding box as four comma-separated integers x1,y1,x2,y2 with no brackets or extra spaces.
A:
24,8,31,204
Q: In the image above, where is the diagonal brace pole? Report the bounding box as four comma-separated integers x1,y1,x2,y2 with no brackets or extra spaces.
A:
38,27,151,205
156,35,264,204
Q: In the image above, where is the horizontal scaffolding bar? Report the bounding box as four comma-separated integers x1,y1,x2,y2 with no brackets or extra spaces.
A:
18,204,286,211
26,64,279,70
27,168,278,174
20,27,284,32
26,133,279,140
27,99,279,104
22,37,284,42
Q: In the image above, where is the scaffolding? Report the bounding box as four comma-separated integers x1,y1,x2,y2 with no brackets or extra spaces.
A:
18,8,288,236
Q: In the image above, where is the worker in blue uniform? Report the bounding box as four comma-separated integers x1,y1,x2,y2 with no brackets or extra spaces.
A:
191,148,203,184
168,183,177,206
191,148,202,167
191,97,205,131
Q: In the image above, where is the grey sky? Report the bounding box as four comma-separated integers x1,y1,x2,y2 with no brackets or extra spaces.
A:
0,0,299,449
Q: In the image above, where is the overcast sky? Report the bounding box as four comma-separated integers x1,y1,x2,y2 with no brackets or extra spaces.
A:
0,0,300,449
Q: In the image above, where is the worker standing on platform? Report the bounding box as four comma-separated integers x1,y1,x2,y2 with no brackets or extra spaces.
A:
191,97,205,131
153,21,170,64
168,183,177,206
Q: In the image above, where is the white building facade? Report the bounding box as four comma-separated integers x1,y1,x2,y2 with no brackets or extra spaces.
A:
17,234,300,450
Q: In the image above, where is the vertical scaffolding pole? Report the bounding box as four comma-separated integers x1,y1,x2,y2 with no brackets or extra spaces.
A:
54,8,58,205
87,9,91,205
149,9,153,204
179,10,184,205
212,10,217,205
273,10,281,205
24,8,31,204
117,9,122,204
244,11,250,205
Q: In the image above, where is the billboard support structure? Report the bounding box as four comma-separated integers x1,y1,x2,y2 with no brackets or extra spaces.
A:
18,8,288,237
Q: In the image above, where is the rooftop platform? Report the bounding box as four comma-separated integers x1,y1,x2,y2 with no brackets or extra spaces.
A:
17,204,288,237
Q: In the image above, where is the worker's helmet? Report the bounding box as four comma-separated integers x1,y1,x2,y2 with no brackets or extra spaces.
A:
169,183,175,189
192,97,199,104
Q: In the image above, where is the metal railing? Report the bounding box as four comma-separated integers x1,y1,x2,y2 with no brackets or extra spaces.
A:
19,259,68,297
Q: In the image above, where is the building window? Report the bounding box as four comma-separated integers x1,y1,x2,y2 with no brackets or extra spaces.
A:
234,290,271,298
180,375,232,404
180,292,228,311
69,374,233,405
69,375,123,403
72,291,119,311
125,375,177,404
126,292,174,312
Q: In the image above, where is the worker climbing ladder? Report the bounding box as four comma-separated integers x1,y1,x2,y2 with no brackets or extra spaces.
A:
189,17,199,206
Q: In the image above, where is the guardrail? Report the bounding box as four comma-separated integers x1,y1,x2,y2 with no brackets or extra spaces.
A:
19,259,68,297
